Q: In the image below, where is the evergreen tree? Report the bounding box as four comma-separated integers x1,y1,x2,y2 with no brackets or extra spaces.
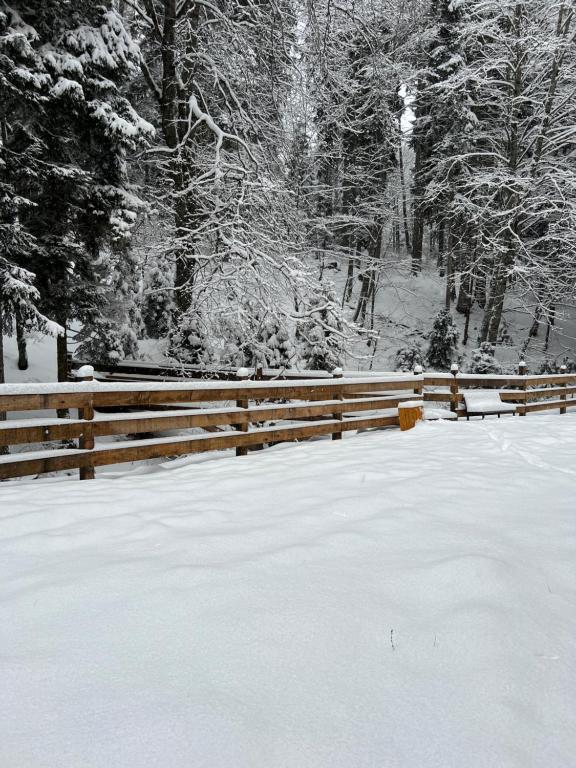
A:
410,0,467,277
394,342,424,372
469,342,502,375
426,308,458,370
299,287,345,371
0,2,153,377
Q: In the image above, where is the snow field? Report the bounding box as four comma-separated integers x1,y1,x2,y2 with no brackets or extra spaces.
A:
0,415,575,767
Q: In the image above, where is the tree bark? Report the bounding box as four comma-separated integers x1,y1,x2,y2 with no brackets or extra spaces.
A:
411,216,424,275
411,143,424,274
0,289,7,455
437,223,445,272
56,317,69,419
398,141,411,251
16,312,28,370
456,271,472,315
343,255,355,305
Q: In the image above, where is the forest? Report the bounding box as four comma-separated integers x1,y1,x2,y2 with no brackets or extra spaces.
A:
2,0,576,381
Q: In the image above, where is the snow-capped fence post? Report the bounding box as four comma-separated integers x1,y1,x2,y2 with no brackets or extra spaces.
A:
235,367,251,457
450,363,459,414
398,401,424,431
518,361,528,416
413,364,423,397
332,367,344,441
75,365,95,480
560,364,567,415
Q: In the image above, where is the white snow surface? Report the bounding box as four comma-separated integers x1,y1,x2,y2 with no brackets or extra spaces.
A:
1,416,575,767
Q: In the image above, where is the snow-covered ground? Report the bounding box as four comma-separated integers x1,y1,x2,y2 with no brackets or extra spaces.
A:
1,415,575,767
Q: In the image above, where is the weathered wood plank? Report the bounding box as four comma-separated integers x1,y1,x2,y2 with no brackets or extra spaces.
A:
522,399,576,414
89,421,340,466
0,421,85,446
522,386,576,401
340,414,399,432
424,391,527,403
0,392,92,413
0,450,88,480
88,380,416,408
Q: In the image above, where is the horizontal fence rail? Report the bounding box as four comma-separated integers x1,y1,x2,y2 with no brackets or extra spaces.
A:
1,368,575,482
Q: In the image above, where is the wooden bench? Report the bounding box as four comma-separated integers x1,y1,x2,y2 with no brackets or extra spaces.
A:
463,391,517,420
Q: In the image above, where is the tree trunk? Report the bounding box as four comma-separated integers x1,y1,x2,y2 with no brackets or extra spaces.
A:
354,270,372,326
150,0,202,317
56,320,69,419
398,141,411,251
411,143,424,274
456,271,472,315
529,308,541,338
392,208,400,251
343,255,355,305
463,306,471,346
480,3,525,344
444,252,452,310
411,216,424,275
480,258,511,344
0,291,7,456
16,312,28,370
437,223,445,273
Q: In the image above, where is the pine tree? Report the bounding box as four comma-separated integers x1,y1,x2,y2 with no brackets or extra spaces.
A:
410,0,467,276
469,342,502,374
0,2,153,377
299,286,345,371
394,342,424,372
426,309,458,370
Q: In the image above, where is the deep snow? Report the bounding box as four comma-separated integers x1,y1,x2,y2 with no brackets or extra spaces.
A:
1,415,575,767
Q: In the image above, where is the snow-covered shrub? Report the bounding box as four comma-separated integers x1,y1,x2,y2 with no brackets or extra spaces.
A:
76,318,138,365
256,315,294,368
142,264,175,338
298,288,344,371
469,342,502,374
394,343,424,372
169,311,214,366
538,357,576,375
426,309,458,371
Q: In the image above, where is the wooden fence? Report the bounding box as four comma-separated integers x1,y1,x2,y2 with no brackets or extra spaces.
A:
1,369,575,482
0,373,420,481
422,371,576,416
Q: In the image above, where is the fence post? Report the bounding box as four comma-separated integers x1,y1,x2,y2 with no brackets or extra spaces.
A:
332,367,344,441
235,367,250,456
518,360,527,416
560,364,567,415
399,401,424,431
75,365,95,480
450,363,459,414
413,364,423,398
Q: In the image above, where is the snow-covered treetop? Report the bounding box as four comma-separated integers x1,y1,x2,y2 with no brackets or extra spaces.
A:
61,11,141,74
0,5,154,146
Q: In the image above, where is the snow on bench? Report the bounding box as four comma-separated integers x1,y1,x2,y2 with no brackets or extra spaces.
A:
463,390,517,418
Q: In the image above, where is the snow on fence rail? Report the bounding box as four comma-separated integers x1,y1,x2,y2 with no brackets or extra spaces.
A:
1,367,575,482
0,370,421,481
